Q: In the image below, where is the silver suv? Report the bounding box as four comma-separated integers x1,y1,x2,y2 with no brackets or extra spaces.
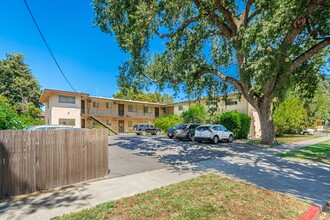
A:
195,125,234,144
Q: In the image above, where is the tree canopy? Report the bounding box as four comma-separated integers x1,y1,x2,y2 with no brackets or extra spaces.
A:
0,53,41,113
113,88,174,104
94,0,330,144
273,98,308,136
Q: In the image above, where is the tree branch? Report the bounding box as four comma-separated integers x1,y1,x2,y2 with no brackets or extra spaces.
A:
214,0,239,33
156,17,198,38
138,70,159,83
282,0,324,46
193,0,233,39
290,37,330,72
240,0,254,27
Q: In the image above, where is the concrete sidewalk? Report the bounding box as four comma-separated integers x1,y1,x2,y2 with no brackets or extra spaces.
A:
0,169,200,220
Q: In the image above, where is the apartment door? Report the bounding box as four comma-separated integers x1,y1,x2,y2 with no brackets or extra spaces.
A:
81,100,85,114
118,104,125,116
81,119,85,128
155,107,159,118
118,120,125,133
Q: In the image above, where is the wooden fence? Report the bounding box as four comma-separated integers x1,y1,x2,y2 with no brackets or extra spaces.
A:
0,129,108,198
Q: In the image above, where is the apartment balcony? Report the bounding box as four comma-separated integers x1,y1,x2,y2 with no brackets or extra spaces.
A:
82,108,161,119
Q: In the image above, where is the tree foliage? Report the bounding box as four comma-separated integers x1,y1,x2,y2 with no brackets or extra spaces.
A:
273,98,308,136
181,105,207,123
286,78,330,125
113,88,174,104
0,96,23,130
212,111,251,139
94,0,330,144
0,53,41,113
155,115,182,131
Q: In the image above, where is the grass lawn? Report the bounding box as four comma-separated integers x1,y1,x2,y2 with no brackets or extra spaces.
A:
247,134,319,147
57,174,308,220
278,140,330,164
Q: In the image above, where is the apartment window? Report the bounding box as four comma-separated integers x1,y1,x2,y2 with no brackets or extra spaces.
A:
144,106,152,114
106,120,112,125
59,118,75,126
128,121,133,127
93,101,99,108
178,106,186,111
47,101,49,108
128,105,137,112
162,107,166,113
225,99,238,106
106,102,112,109
59,95,75,104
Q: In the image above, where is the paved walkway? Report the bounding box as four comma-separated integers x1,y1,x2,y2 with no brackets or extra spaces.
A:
0,169,200,220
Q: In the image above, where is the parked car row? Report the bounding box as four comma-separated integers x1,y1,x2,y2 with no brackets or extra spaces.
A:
167,123,234,144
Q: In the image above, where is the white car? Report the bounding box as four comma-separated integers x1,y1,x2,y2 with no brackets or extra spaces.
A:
301,128,315,135
24,125,75,130
195,125,234,144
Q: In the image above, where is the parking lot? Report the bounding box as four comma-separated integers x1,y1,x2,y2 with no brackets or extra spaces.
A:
108,134,259,175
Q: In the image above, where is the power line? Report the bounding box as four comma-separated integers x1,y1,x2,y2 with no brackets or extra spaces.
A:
23,0,77,92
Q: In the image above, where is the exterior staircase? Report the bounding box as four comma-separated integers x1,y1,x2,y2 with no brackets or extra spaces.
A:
90,116,118,135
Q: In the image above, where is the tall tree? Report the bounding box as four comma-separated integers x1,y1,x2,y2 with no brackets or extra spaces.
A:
0,53,41,113
94,0,330,144
113,88,174,104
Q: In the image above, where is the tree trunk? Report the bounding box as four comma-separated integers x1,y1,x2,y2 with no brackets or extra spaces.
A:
256,100,277,145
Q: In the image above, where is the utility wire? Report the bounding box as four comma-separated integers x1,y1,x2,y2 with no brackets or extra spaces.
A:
23,0,77,92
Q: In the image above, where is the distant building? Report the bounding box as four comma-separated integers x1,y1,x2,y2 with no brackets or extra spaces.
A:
40,89,261,137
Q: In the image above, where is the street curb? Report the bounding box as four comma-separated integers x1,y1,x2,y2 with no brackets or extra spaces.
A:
299,204,321,220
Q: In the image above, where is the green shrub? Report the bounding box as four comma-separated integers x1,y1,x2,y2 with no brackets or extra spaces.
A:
219,112,241,138
211,111,252,139
0,100,23,130
273,98,307,136
238,114,252,139
155,115,182,131
181,105,207,123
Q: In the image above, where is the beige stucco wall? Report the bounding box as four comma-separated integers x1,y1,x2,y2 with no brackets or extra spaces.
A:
47,94,82,128
173,94,249,116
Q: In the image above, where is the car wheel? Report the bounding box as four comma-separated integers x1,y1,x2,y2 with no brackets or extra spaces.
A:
156,130,161,135
303,132,308,135
212,136,219,144
228,135,234,143
189,134,195,141
197,140,202,143
137,133,140,135
168,136,173,139
141,131,147,136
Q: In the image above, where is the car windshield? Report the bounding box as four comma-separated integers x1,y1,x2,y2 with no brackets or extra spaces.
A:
177,124,188,129
196,126,210,131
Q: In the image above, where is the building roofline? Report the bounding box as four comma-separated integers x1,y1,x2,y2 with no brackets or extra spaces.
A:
39,89,89,103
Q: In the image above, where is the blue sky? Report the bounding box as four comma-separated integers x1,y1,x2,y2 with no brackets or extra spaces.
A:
0,0,182,100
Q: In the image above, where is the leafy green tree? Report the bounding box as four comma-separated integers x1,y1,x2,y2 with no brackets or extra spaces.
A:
0,96,23,130
286,79,330,125
273,98,308,136
94,0,330,145
0,53,41,113
155,115,182,131
181,105,207,123
113,88,174,104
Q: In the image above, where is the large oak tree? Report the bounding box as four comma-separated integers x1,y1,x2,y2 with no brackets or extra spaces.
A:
93,0,330,144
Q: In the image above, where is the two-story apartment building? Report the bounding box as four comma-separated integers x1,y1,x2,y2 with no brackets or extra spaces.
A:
40,89,261,137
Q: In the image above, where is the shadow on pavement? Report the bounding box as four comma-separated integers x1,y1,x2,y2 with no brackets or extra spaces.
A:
109,135,259,171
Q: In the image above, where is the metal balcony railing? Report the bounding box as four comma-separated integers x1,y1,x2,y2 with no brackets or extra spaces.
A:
82,108,161,119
